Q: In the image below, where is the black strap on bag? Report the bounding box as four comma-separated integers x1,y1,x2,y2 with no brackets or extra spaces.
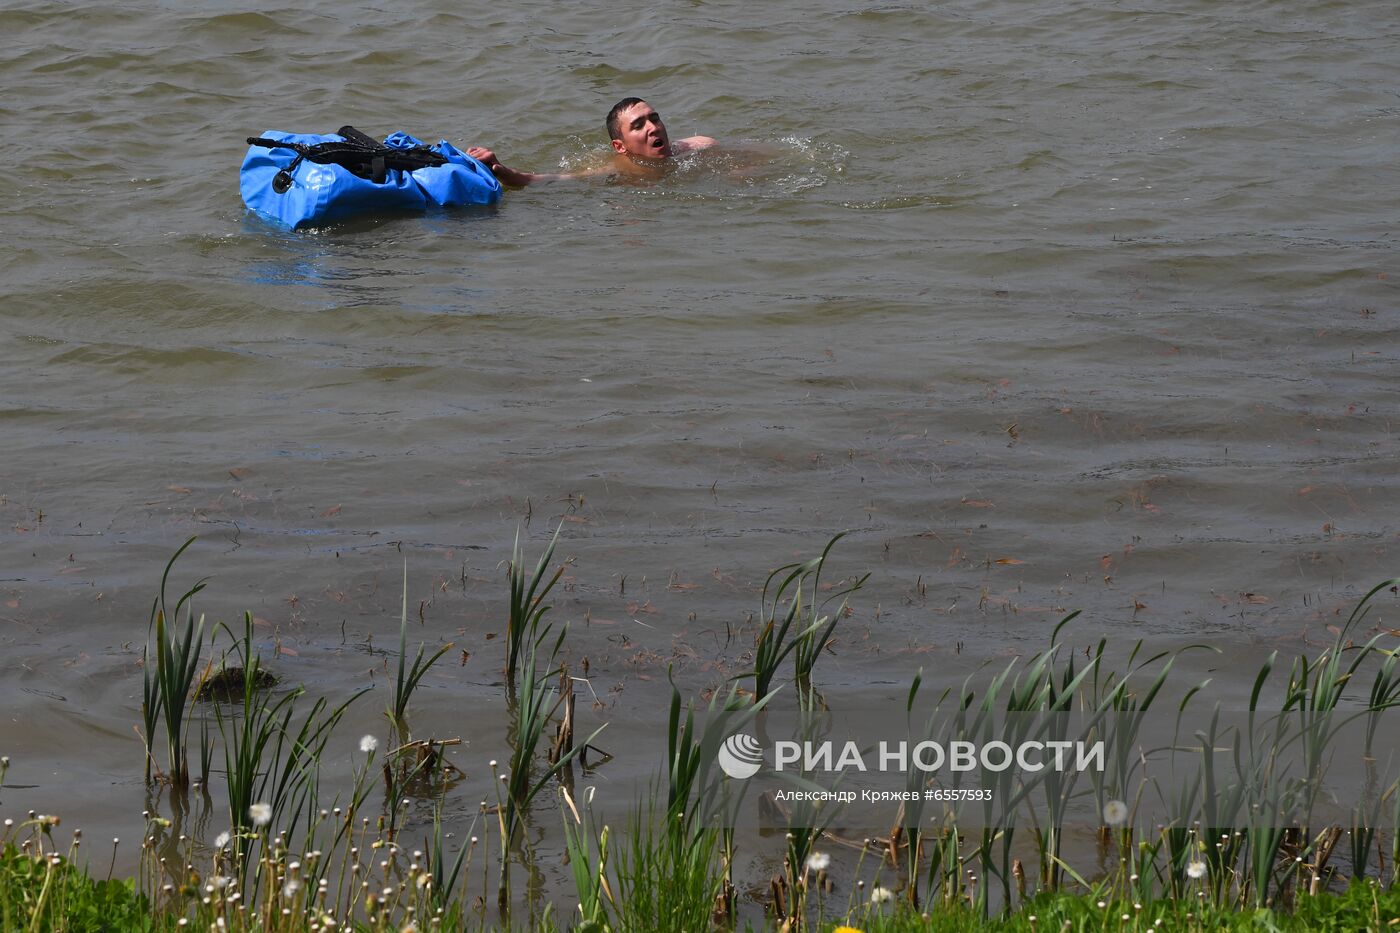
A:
246,125,449,193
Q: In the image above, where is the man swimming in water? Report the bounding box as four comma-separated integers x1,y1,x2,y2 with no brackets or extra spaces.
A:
467,97,716,187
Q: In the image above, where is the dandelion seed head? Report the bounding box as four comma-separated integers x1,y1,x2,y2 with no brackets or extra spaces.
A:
870,885,893,904
806,852,831,872
214,831,231,849
360,735,379,754
1186,860,1207,880
249,803,272,827
1102,800,1128,826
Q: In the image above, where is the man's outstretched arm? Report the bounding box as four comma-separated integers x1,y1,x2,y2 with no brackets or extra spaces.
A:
467,147,594,187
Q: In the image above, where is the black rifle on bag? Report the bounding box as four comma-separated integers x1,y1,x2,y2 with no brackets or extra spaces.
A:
246,125,448,192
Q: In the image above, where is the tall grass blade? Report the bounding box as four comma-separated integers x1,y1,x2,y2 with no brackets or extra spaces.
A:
506,523,565,691
390,557,453,728
142,537,207,790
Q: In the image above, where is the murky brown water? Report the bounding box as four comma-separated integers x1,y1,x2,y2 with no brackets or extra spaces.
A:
2,0,1398,904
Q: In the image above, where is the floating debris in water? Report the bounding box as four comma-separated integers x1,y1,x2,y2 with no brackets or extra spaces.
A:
195,666,277,701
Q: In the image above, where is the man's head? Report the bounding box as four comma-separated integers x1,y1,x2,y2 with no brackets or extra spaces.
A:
605,97,671,160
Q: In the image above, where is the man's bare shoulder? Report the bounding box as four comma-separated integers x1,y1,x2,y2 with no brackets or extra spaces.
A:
674,136,718,153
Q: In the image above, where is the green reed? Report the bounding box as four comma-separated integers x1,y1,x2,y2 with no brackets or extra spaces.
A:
389,558,453,729
610,796,724,933
895,668,949,909
212,612,364,889
505,523,564,692
560,787,610,932
1026,613,1095,896
750,532,867,705
497,624,603,913
665,676,773,829
1390,777,1400,889
141,536,207,789
663,678,775,923
426,806,478,913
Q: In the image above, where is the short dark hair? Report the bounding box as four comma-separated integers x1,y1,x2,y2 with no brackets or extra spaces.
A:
606,97,647,141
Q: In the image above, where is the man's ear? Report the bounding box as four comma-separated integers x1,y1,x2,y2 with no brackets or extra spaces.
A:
610,139,626,154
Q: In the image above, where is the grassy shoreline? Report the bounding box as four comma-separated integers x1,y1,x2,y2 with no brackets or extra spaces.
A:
1,534,1398,930
3,841,1397,931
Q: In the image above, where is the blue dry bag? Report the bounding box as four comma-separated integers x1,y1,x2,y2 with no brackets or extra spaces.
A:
240,125,502,228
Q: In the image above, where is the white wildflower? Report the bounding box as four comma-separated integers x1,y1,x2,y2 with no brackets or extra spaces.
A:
213,831,231,850
1186,860,1207,880
805,852,831,873
1102,799,1128,827
248,803,272,827
360,735,379,754
870,885,894,904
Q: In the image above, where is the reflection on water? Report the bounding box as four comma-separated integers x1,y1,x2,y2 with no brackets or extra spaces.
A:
239,211,502,313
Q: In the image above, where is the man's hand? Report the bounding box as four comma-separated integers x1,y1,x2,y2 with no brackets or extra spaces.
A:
468,146,536,187
467,146,500,170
